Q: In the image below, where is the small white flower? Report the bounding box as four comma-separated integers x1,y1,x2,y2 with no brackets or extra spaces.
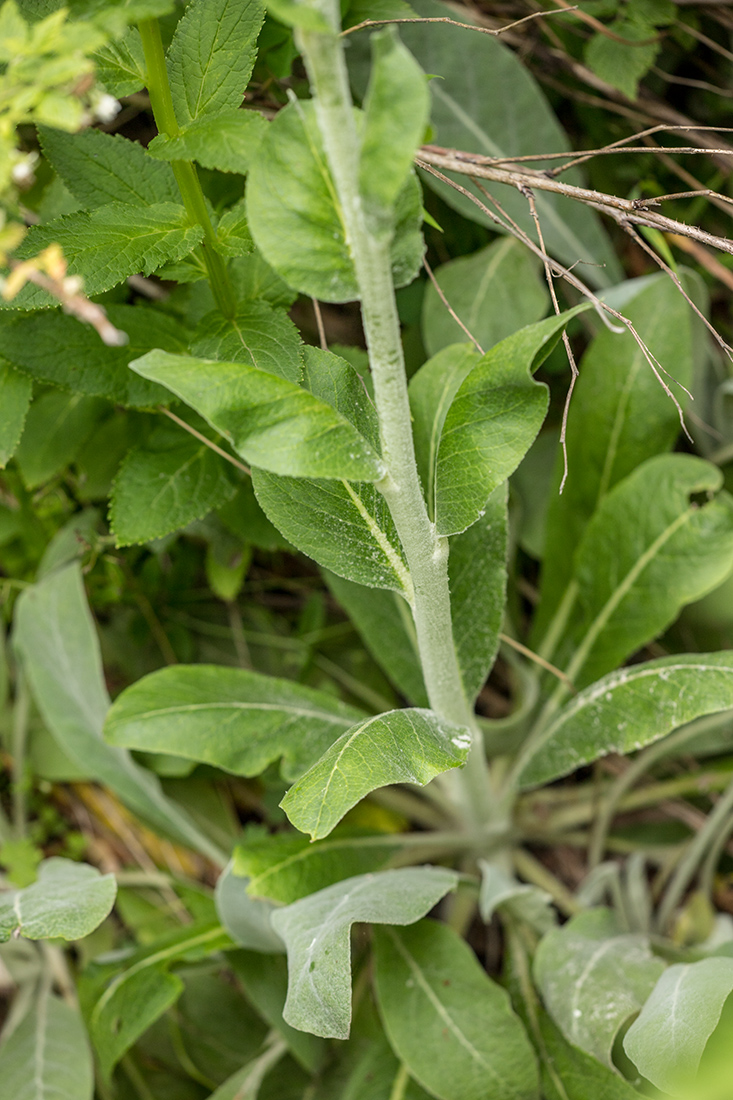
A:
93,94,120,124
11,159,35,185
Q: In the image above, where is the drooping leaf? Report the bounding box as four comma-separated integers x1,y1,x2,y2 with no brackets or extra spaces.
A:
14,392,106,488
214,861,285,953
14,565,223,863
7,203,203,309
534,274,698,641
568,454,733,687
0,858,116,942
623,957,733,1096
434,309,588,536
129,350,385,481
0,305,185,407
421,239,549,358
375,920,540,1100
0,361,31,467
190,303,302,384
109,427,237,546
148,108,268,172
281,708,471,840
0,992,94,1100
271,867,458,1038
533,908,665,1066
166,0,266,126
247,99,424,302
38,124,178,209
233,827,401,904
104,663,365,781
359,0,621,285
519,652,733,788
358,27,429,218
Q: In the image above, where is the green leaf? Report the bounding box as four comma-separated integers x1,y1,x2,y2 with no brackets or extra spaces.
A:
375,920,540,1100
148,108,268,173
233,827,401,903
14,564,223,863
91,963,184,1080
0,361,31,467
624,958,733,1095
8,203,203,309
38,124,178,209
271,866,458,1038
421,239,549,358
537,1009,645,1100
104,663,365,781
109,427,237,546
533,908,665,1066
166,0,266,126
0,857,116,942
519,652,733,788
434,309,588,536
324,571,428,705
585,21,658,101
534,275,698,641
93,27,146,97
14,391,106,488
214,198,254,257
265,0,333,32
247,99,424,302
359,27,429,218
355,0,621,286
0,305,185,407
190,303,302,384
130,350,384,481
478,861,554,935
0,992,94,1100
214,861,285,952
569,454,733,687
281,708,471,839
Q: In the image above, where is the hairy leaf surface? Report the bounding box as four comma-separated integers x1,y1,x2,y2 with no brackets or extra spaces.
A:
0,993,93,1100
0,858,116,942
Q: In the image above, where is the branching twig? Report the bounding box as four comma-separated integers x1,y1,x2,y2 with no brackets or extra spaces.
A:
422,256,484,353
341,8,575,38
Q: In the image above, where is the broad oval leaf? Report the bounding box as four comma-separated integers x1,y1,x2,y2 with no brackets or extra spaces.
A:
421,239,549,358
519,652,733,788
623,958,733,1095
0,858,116,942
281,708,471,840
247,99,424,302
0,993,94,1100
375,920,540,1100
104,663,365,781
190,302,303,384
434,309,588,535
129,350,384,481
148,108,268,173
214,860,285,953
533,908,665,1066
271,866,458,1038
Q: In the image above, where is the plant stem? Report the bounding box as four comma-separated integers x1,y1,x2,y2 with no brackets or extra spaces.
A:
137,19,236,319
296,8,493,826
11,668,29,838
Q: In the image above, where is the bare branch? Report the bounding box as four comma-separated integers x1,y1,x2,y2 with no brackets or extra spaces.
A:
341,8,575,38
159,407,251,475
312,297,328,351
422,256,484,354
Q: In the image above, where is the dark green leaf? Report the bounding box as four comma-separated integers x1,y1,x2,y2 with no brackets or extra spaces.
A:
148,108,268,172
214,198,254,257
90,964,184,1079
0,361,32,467
190,303,302,384
537,1009,645,1100
93,27,146,97
0,858,116,942
15,392,106,488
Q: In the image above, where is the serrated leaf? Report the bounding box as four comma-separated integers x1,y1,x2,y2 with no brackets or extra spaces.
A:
214,199,253,257
623,958,733,1095
148,108,268,173
38,125,178,209
130,350,384,481
14,391,106,488
519,652,733,788
533,908,665,1066
271,867,458,1038
569,454,733,687
0,305,185,407
190,303,302,384
585,22,658,101
233,828,401,904
8,203,203,309
421,239,549,358
93,26,146,97
0,858,116,942
247,99,424,302
0,992,93,1100
359,27,429,217
375,920,540,1100
14,565,223,863
215,861,285,952
0,361,32,467
109,428,237,546
104,663,365,781
434,309,588,536
534,275,698,642
281,708,471,840
167,0,265,126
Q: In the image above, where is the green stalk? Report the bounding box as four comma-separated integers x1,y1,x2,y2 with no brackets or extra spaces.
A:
296,10,494,825
137,19,236,319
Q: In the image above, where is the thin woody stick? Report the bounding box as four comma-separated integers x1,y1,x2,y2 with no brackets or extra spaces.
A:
423,256,484,354
341,8,575,38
